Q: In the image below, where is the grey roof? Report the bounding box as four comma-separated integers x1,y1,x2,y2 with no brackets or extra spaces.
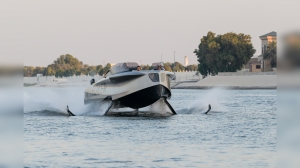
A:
250,62,261,65
247,57,259,64
259,31,277,38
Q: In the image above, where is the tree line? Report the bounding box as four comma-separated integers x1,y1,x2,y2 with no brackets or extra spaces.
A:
24,54,112,77
23,54,198,77
140,62,197,72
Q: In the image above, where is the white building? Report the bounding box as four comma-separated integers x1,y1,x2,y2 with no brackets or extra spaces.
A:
184,56,188,66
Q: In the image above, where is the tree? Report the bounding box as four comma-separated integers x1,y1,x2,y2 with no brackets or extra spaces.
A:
172,62,185,72
186,64,198,71
33,66,46,76
23,66,46,77
46,54,102,77
99,63,111,76
263,41,277,68
141,64,150,70
87,66,96,76
23,66,35,77
194,31,256,77
96,65,103,75
46,66,55,76
163,62,172,71
55,70,63,78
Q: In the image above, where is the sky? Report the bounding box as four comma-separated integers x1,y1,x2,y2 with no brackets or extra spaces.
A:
0,0,299,67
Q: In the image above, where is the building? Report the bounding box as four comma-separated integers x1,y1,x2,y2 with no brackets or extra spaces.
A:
184,56,188,66
258,31,277,72
251,62,262,72
244,31,276,72
244,56,261,72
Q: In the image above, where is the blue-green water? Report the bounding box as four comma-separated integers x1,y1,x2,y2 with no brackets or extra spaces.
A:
24,88,276,167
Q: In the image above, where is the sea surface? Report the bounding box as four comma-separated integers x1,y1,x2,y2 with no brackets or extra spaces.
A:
24,87,276,167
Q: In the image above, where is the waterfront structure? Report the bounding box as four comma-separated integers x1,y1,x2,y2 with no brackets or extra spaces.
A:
258,31,277,72
244,56,261,72
244,31,276,72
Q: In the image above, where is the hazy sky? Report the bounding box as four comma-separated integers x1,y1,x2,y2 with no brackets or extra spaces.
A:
1,0,299,66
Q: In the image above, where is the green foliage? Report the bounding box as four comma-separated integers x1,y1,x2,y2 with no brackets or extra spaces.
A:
23,66,46,77
23,54,107,77
99,63,111,76
263,41,277,68
173,62,185,71
23,54,199,77
167,62,197,72
186,64,198,71
194,31,256,77
163,62,172,71
23,66,35,77
96,65,103,75
141,62,197,72
140,64,151,70
48,54,106,77
55,70,63,78
140,62,197,72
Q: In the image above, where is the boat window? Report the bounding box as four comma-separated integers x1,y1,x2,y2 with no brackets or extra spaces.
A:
148,73,159,82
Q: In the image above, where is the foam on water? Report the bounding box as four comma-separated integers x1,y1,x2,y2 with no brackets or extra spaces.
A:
177,87,229,114
24,89,66,114
24,87,176,116
24,87,230,117
24,87,91,116
80,101,113,116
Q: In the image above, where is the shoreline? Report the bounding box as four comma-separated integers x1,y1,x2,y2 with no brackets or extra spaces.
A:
173,86,276,90
172,75,277,90
24,82,277,89
24,74,277,89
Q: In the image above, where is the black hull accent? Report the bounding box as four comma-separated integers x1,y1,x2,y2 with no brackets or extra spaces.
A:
67,105,76,116
164,99,177,115
117,85,171,109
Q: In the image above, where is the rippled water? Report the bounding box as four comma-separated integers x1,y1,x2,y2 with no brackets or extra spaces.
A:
24,88,276,167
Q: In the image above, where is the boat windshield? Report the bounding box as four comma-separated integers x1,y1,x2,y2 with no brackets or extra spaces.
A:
110,62,139,75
